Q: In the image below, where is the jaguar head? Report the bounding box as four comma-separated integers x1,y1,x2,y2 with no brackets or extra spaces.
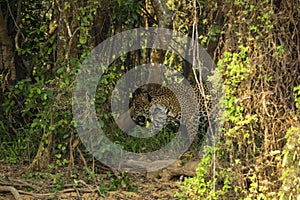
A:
130,92,152,127
130,92,169,130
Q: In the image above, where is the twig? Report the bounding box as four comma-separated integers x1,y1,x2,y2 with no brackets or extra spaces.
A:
0,186,21,200
5,0,24,38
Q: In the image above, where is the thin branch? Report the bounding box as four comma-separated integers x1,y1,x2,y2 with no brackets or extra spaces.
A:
6,0,24,39
0,186,21,200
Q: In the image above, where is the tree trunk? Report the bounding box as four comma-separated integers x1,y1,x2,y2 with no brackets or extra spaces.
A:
0,8,16,83
148,0,173,84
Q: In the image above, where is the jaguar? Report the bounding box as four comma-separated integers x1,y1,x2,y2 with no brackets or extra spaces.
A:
129,83,210,140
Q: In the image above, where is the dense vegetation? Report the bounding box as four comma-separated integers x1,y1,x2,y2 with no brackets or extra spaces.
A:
0,0,299,199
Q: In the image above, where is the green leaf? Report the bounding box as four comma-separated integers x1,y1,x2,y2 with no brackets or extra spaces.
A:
41,93,48,101
99,120,104,128
36,88,41,94
56,67,64,74
80,37,87,45
55,154,62,159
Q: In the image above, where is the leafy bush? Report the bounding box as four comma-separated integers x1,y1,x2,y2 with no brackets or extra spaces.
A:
277,86,300,199
175,146,231,200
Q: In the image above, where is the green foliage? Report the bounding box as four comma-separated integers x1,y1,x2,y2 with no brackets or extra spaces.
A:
218,46,249,89
294,85,300,116
0,78,32,162
20,0,54,77
278,126,300,199
0,67,77,162
206,27,221,45
98,172,138,197
175,147,231,200
0,0,298,198
277,88,300,199
0,139,26,163
244,170,268,200
177,46,259,199
84,166,98,182
218,46,257,132
97,118,180,155
77,0,100,58
111,0,142,27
